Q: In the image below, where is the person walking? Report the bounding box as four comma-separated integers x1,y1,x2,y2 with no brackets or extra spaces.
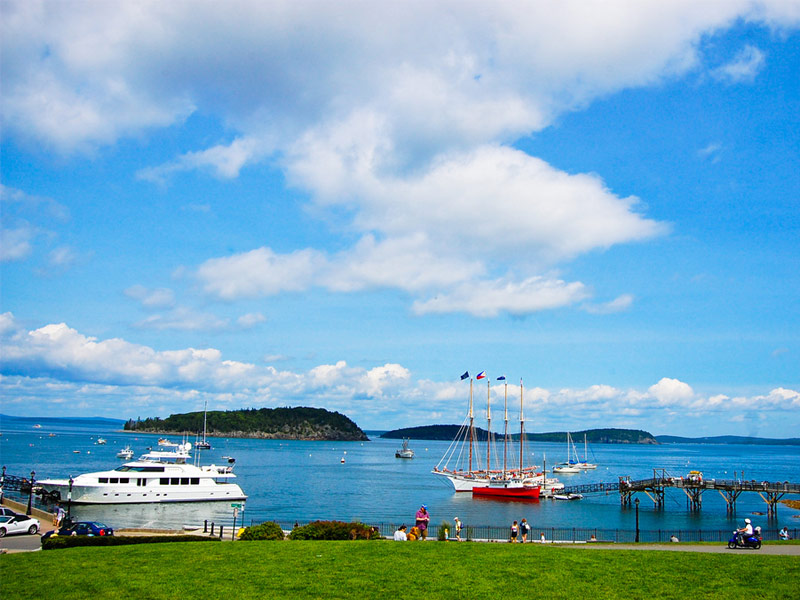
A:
415,505,430,540
453,516,462,541
510,520,519,543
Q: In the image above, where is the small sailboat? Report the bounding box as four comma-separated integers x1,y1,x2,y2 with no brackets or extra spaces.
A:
575,433,597,470
195,400,212,450
395,438,414,458
96,437,107,445
552,432,581,473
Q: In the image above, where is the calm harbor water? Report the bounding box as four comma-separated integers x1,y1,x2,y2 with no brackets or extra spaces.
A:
2,416,799,535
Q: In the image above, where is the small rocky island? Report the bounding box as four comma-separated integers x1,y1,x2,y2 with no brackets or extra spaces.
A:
125,406,369,442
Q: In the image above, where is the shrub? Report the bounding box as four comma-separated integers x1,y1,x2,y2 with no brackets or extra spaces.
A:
288,520,381,541
239,521,285,541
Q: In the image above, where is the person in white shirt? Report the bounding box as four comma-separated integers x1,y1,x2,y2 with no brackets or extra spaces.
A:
737,518,754,542
393,525,407,541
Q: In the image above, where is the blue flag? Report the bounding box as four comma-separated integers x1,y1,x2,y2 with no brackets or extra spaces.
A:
460,371,469,380
497,375,506,381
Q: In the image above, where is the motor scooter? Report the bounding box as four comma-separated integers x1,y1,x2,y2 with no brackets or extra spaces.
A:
728,526,762,550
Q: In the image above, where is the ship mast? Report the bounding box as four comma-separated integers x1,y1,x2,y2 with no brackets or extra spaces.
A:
503,379,508,478
202,400,208,443
468,378,474,473
519,378,525,472
486,375,491,477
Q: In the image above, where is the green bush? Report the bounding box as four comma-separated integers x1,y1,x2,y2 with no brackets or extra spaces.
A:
288,520,381,540
437,521,450,541
42,534,219,550
239,521,285,541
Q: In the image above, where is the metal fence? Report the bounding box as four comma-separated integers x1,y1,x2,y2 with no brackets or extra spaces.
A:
261,519,799,543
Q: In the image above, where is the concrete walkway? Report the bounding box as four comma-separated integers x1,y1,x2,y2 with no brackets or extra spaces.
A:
568,542,800,555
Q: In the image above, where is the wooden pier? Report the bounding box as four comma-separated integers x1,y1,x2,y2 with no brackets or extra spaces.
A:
562,469,800,516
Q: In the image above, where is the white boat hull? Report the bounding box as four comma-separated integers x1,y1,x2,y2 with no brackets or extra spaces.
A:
37,455,247,505
36,479,246,504
553,465,581,474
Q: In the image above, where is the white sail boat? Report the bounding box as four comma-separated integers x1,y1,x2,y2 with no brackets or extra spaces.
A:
432,374,549,499
195,401,212,450
552,432,581,473
575,433,597,470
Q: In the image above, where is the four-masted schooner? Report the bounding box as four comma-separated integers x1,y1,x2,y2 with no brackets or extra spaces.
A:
432,372,564,499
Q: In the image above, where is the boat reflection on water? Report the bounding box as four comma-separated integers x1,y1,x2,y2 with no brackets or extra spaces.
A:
69,500,237,530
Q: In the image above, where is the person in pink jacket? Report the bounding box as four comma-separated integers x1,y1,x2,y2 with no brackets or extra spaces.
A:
415,505,430,540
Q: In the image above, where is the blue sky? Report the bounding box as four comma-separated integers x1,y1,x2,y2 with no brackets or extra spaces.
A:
1,1,798,437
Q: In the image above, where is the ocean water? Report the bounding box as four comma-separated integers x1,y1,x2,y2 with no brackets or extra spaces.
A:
1,416,798,535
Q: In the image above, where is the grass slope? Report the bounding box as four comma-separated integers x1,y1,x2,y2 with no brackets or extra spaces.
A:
3,541,799,599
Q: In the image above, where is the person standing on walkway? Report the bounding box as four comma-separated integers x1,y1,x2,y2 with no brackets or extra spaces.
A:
520,518,530,543
415,505,430,540
510,520,519,543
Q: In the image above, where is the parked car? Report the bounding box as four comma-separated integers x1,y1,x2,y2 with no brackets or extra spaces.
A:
0,514,40,537
0,507,24,518
41,521,114,540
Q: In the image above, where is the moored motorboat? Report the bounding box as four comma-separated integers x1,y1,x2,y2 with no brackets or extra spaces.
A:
116,446,134,459
395,438,414,458
553,493,583,501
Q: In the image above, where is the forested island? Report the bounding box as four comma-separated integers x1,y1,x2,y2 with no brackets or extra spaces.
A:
381,425,657,444
125,407,369,441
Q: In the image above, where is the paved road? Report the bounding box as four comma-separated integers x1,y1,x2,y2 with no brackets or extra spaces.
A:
0,533,41,553
572,543,800,555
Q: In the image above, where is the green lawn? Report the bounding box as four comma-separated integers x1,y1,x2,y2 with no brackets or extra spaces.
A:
2,541,798,599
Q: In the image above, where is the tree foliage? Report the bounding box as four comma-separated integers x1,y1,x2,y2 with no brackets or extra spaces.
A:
125,407,368,441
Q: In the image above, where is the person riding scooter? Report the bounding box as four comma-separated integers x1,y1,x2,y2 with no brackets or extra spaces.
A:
737,518,754,543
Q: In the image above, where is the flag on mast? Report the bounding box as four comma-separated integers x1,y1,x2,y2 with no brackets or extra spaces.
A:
476,371,486,379
497,375,506,381
460,371,470,380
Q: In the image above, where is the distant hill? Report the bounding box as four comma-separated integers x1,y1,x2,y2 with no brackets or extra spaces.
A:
381,426,657,444
125,407,369,441
656,435,800,446
0,414,125,426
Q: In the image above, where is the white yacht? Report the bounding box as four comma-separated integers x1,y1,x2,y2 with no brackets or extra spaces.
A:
37,443,247,505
